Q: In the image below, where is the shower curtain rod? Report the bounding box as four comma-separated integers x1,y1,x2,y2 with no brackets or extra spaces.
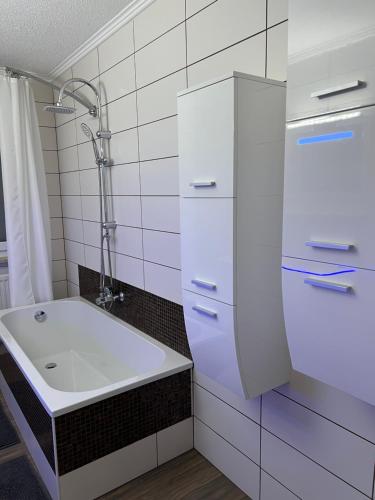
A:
2,66,93,111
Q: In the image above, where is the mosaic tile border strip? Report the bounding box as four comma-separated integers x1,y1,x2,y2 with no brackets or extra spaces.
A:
55,369,191,475
78,265,191,359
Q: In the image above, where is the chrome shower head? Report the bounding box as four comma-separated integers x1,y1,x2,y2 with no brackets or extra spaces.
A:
43,103,75,114
81,122,94,139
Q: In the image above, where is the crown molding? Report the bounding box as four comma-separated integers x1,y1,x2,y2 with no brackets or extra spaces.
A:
48,0,155,82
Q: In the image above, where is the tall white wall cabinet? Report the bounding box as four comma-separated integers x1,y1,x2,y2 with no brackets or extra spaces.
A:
283,0,375,405
178,72,290,399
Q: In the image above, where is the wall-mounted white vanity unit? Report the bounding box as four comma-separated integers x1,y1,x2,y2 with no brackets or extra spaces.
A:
283,0,375,405
178,72,291,399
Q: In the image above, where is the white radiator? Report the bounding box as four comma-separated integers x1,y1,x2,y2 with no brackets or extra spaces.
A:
0,272,10,309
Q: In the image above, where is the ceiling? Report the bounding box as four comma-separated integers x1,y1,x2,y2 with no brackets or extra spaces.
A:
0,0,134,76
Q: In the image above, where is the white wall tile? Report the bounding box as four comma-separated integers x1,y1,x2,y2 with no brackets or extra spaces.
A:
58,146,79,173
77,141,95,171
43,150,59,174
137,70,187,125
106,92,137,133
31,79,54,103
194,418,260,500
267,0,288,26
157,418,193,465
48,196,62,218
113,196,142,227
81,195,100,222
53,280,68,299
52,260,67,282
84,244,101,273
187,0,266,65
135,24,186,88
46,174,60,196
143,230,181,269
262,430,368,500
63,218,83,243
56,120,77,150
195,385,260,464
142,196,180,232
144,261,182,304
134,0,185,51
266,22,288,81
138,116,178,161
113,226,143,259
98,22,134,74
100,56,136,104
36,102,55,127
50,218,63,240
110,128,139,165
262,391,375,496
194,370,261,424
188,33,266,86
60,171,80,196
80,169,99,196
82,220,100,248
114,252,144,289
111,164,140,195
186,0,216,18
40,127,57,151
67,281,80,297
66,260,79,285
277,371,375,446
72,49,99,83
65,240,85,266
61,195,82,219
261,471,299,500
52,239,65,261
140,157,179,196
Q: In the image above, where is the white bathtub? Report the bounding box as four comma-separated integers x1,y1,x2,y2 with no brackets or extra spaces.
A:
0,297,192,416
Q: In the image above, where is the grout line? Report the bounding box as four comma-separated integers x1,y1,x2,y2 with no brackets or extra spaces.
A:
259,394,263,500
272,389,375,447
265,0,268,77
261,428,373,499
260,469,302,500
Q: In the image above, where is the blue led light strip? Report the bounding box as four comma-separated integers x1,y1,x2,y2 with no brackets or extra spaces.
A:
282,266,356,277
297,130,353,145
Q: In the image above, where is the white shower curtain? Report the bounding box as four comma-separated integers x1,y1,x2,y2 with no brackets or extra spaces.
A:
0,71,53,306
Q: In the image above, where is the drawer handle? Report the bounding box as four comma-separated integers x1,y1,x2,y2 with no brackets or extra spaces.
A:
305,241,354,251
304,278,352,293
311,80,364,99
191,279,217,290
190,181,216,188
192,305,218,318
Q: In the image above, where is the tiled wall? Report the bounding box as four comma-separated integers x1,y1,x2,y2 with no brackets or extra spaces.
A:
32,80,67,299
51,1,375,499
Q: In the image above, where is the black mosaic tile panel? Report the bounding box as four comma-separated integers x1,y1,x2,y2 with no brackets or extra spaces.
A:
55,370,191,475
79,265,192,359
0,342,55,472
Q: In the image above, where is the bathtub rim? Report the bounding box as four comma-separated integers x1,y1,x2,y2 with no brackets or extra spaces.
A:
0,296,192,417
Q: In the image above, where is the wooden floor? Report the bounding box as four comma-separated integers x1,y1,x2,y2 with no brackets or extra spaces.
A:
0,393,249,500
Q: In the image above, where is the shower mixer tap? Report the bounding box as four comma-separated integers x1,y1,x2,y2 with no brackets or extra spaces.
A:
96,287,125,307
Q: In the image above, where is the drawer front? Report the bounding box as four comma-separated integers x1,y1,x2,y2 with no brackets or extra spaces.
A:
282,257,375,405
181,198,234,305
283,106,375,270
178,78,235,197
287,0,375,121
183,290,245,398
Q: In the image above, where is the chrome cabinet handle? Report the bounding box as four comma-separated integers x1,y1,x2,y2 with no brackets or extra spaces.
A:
304,278,352,293
305,241,353,251
192,305,218,318
311,80,364,99
191,279,217,290
190,181,216,188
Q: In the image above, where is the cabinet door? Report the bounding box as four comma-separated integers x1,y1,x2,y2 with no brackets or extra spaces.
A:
183,290,245,398
178,78,235,197
287,0,375,121
283,106,375,270
181,198,235,305
282,257,375,405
